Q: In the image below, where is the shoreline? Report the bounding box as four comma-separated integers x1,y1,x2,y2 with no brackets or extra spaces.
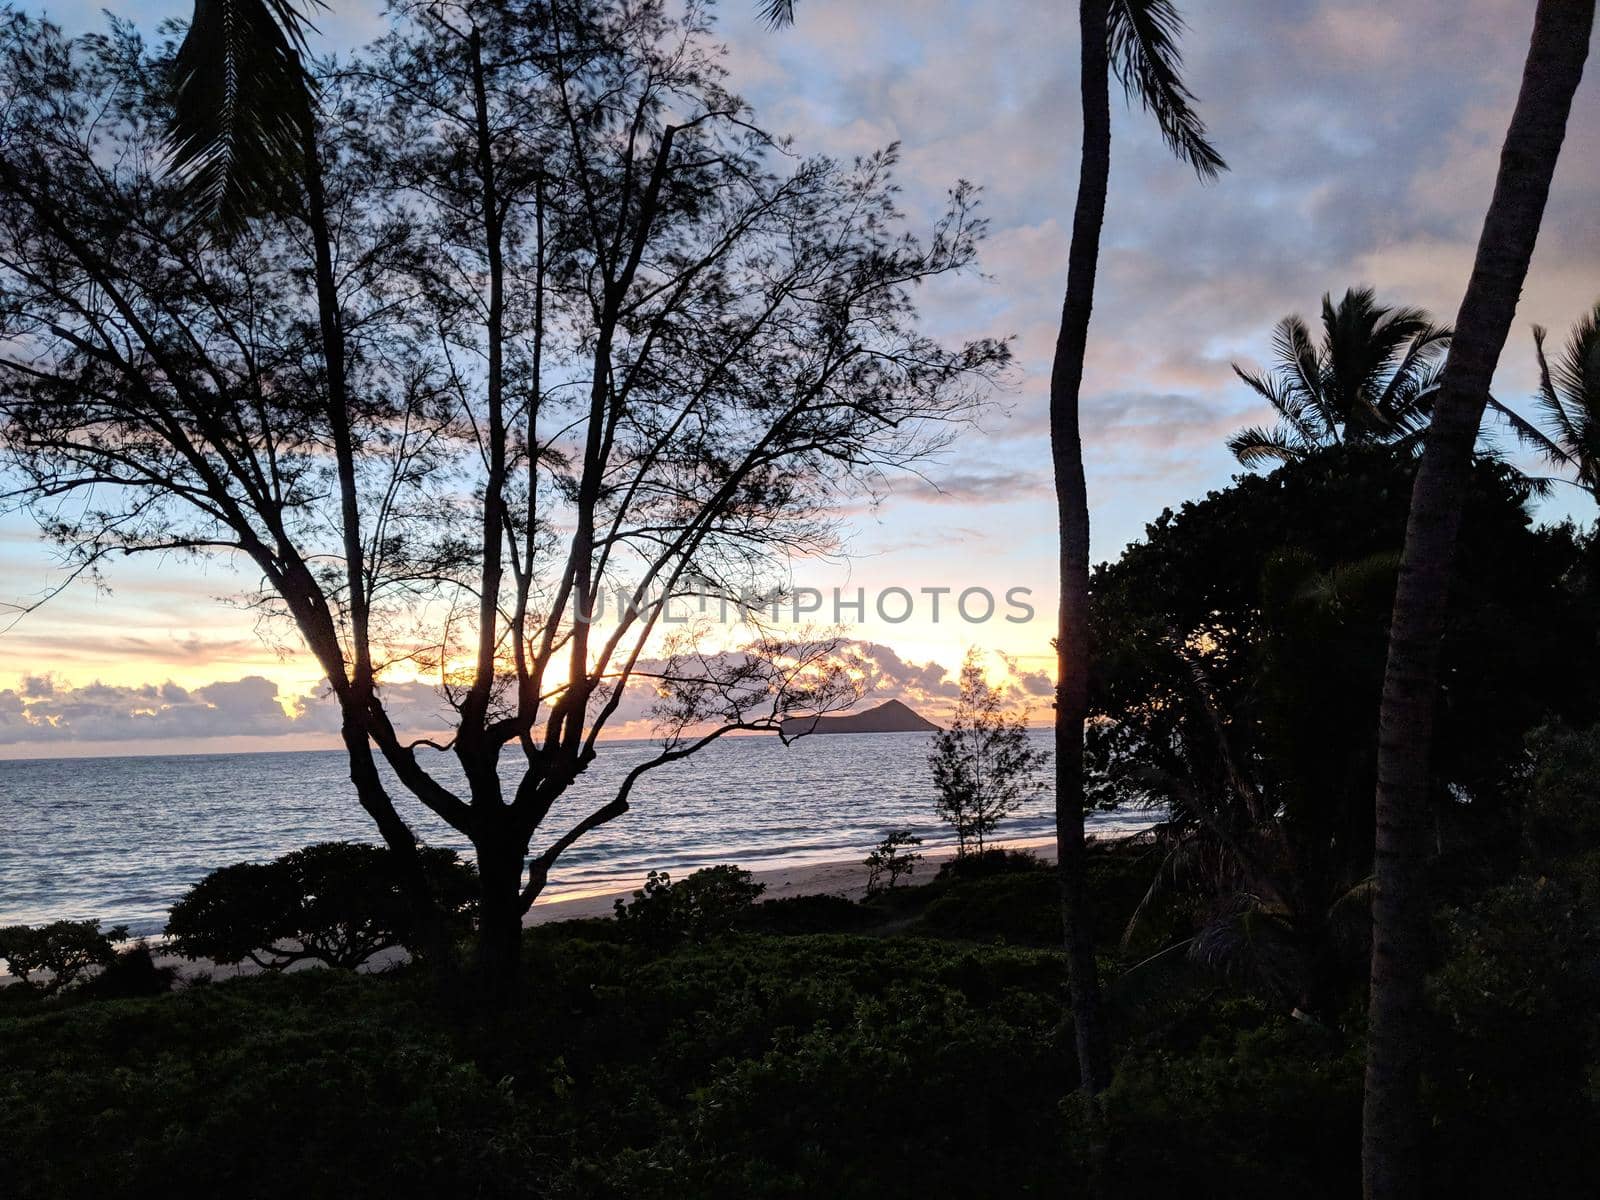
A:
525,835,1062,923
0,835,1071,986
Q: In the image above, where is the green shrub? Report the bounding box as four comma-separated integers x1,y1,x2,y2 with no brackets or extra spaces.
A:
165,842,477,970
933,847,1045,882
1103,1006,1362,1199
916,870,1061,946
0,970,534,1199
1521,722,1600,870
739,894,877,935
0,919,128,993
83,941,177,999
1426,875,1600,1195
612,866,765,949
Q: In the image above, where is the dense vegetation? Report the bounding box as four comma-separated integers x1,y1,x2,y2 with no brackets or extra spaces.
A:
3,818,1595,1197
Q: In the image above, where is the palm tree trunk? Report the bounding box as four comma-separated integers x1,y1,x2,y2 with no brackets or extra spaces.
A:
1052,0,1113,1099
1363,4,1593,1196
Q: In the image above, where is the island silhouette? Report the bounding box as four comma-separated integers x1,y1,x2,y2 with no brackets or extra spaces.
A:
779,699,940,737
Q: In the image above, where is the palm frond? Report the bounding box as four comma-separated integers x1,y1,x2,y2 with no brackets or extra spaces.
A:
1275,315,1336,440
1364,306,1438,383
167,0,324,231
1228,424,1304,468
1327,875,1375,919
756,0,798,28
1371,324,1451,423
1486,392,1575,472
1107,0,1226,179
1188,899,1295,989
1552,301,1600,414
1231,362,1317,438
1290,552,1400,614
1121,832,1197,949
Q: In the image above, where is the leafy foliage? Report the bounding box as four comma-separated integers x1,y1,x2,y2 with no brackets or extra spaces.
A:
929,650,1048,855
0,919,128,993
612,866,767,950
864,829,923,895
82,941,178,1000
739,894,877,936
1426,874,1600,1194
1520,722,1600,870
933,847,1048,883
164,842,477,970
3,830,1596,1196
1090,445,1600,1014
1228,287,1450,466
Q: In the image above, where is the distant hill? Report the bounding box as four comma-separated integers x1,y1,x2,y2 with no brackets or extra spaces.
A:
780,699,940,737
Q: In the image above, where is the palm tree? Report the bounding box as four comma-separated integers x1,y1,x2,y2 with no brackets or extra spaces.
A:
1228,288,1450,467
1489,301,1600,495
1051,0,1224,1102
1366,3,1593,1197
768,0,1224,1103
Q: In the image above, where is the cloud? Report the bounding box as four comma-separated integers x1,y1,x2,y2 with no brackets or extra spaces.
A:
12,0,1599,703
0,675,462,746
0,675,321,745
891,468,1054,506
0,632,1064,751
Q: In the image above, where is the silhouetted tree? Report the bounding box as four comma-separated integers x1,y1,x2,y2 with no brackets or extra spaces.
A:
1366,3,1593,1195
0,919,128,993
1090,446,1599,1019
929,650,1046,856
0,4,1006,1007
864,829,923,895
1229,287,1449,467
1052,0,1224,1102
165,842,479,971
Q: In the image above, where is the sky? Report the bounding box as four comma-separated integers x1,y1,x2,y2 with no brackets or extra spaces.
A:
2,0,1597,757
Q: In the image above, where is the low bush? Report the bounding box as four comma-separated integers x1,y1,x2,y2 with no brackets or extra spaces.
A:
83,941,177,1000
164,842,477,970
1103,1003,1363,1199
0,919,128,993
612,865,765,949
915,870,1062,946
2,903,1594,1199
933,847,1046,882
1521,722,1600,871
739,893,877,935
1425,875,1600,1195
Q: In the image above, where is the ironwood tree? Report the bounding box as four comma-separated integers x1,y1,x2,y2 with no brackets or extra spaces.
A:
0,2,1007,1003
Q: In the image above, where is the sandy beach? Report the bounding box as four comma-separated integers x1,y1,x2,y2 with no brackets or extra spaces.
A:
525,835,1061,923
1,836,1064,986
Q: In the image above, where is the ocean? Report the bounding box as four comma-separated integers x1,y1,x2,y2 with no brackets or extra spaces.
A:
0,731,1150,937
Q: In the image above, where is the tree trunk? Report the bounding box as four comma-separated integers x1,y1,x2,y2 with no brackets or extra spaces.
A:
475,837,526,1013
1363,4,1593,1196
1051,0,1114,1100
